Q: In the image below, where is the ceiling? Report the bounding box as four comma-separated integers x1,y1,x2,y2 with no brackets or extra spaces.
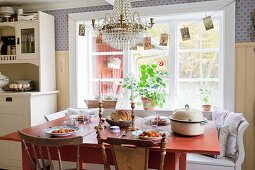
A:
0,0,142,11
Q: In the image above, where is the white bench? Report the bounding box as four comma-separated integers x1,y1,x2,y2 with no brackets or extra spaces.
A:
186,119,249,170
45,109,248,170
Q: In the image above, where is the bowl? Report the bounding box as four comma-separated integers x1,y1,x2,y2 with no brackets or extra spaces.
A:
106,118,132,127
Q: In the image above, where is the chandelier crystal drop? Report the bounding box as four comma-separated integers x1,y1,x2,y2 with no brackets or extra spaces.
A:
92,0,154,50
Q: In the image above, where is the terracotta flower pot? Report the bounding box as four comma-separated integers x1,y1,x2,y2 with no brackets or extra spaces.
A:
141,97,155,110
202,105,212,111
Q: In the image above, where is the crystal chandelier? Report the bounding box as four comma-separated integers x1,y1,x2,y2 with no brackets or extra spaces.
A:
92,0,154,50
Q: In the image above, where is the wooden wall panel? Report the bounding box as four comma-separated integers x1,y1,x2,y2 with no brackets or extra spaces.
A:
56,51,69,111
235,42,255,170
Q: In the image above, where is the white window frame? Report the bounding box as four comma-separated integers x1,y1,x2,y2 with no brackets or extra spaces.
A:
69,0,235,111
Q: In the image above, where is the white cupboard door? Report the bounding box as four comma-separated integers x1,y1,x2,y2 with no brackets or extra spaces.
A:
15,21,39,60
0,107,29,136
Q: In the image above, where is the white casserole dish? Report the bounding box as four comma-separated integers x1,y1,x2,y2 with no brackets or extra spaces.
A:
170,106,207,136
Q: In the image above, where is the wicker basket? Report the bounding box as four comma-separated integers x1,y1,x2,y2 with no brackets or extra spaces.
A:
85,100,117,109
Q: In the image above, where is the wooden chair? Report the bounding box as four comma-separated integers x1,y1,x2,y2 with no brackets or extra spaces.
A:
96,129,167,170
18,130,83,170
44,110,67,122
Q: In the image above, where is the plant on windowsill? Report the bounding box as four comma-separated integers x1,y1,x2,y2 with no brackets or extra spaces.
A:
200,88,212,111
122,64,168,110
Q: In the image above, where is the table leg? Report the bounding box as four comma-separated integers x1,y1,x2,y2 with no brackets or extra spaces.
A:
21,143,33,170
179,153,187,170
164,152,181,170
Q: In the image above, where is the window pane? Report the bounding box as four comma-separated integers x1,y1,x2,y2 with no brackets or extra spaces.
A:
202,52,219,78
178,22,200,49
92,55,123,79
136,53,169,74
135,23,169,50
177,81,219,108
179,52,219,79
179,52,200,78
92,81,124,100
202,20,219,49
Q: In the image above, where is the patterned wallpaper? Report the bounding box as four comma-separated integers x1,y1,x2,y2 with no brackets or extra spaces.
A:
46,0,255,51
236,0,255,43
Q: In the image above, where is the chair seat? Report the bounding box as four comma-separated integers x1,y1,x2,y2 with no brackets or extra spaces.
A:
187,153,235,167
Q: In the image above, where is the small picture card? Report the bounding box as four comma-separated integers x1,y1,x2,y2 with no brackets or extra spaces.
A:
144,37,151,50
180,26,191,41
160,33,168,46
203,16,214,31
78,24,85,36
96,32,102,44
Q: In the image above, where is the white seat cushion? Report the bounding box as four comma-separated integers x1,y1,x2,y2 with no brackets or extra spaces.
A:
187,153,235,167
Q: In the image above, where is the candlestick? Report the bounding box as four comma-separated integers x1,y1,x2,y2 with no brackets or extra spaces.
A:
128,102,139,131
131,78,134,103
99,79,102,102
95,101,105,130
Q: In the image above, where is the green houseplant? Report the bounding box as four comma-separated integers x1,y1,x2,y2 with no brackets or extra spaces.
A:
199,88,212,111
123,64,168,110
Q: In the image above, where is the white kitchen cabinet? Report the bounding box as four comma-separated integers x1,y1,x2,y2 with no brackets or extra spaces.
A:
0,91,58,169
0,11,57,170
0,11,55,92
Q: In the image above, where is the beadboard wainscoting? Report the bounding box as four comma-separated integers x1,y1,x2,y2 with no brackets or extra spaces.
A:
235,42,255,170
56,51,69,111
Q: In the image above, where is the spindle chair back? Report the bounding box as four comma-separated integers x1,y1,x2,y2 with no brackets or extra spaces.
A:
18,130,83,170
96,129,167,170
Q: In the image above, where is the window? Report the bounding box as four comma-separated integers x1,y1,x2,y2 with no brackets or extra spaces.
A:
176,20,222,108
77,12,223,110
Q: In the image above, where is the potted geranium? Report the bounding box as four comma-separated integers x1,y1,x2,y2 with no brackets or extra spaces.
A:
200,88,212,111
123,64,168,110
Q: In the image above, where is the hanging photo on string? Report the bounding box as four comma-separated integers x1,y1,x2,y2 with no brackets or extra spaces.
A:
160,33,168,46
78,24,85,36
180,26,190,41
144,37,151,50
96,32,103,44
203,16,214,31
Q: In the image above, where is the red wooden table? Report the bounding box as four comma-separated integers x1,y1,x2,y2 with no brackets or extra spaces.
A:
0,117,220,170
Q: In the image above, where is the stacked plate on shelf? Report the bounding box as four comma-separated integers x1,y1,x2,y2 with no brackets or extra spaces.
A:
0,7,15,21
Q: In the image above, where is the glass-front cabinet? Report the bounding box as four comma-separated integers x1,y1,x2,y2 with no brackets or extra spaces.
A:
16,21,39,60
0,22,16,61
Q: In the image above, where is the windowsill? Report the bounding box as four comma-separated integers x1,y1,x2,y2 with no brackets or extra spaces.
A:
103,108,212,113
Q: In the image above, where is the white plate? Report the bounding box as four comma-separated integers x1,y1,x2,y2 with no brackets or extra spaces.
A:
43,126,79,137
132,129,168,140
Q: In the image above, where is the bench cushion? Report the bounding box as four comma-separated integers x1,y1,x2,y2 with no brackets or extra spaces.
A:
187,153,235,167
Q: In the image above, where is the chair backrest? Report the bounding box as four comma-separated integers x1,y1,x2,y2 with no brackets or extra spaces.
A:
44,110,67,122
18,130,83,170
96,129,167,170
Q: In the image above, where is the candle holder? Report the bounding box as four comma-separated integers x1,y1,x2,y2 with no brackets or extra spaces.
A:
95,102,105,130
128,102,139,131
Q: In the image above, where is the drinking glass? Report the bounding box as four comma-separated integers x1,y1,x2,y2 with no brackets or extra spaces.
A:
150,111,158,128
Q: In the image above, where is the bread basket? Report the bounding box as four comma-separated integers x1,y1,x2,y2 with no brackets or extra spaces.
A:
106,110,132,127
106,118,132,127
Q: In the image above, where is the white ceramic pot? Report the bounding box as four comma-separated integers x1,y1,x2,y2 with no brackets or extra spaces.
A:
170,107,207,136
0,72,9,92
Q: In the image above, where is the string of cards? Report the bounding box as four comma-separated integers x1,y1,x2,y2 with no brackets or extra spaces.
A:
78,0,237,48
79,15,214,49
78,15,214,47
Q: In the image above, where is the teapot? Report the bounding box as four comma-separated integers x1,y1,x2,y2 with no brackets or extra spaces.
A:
0,72,9,92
